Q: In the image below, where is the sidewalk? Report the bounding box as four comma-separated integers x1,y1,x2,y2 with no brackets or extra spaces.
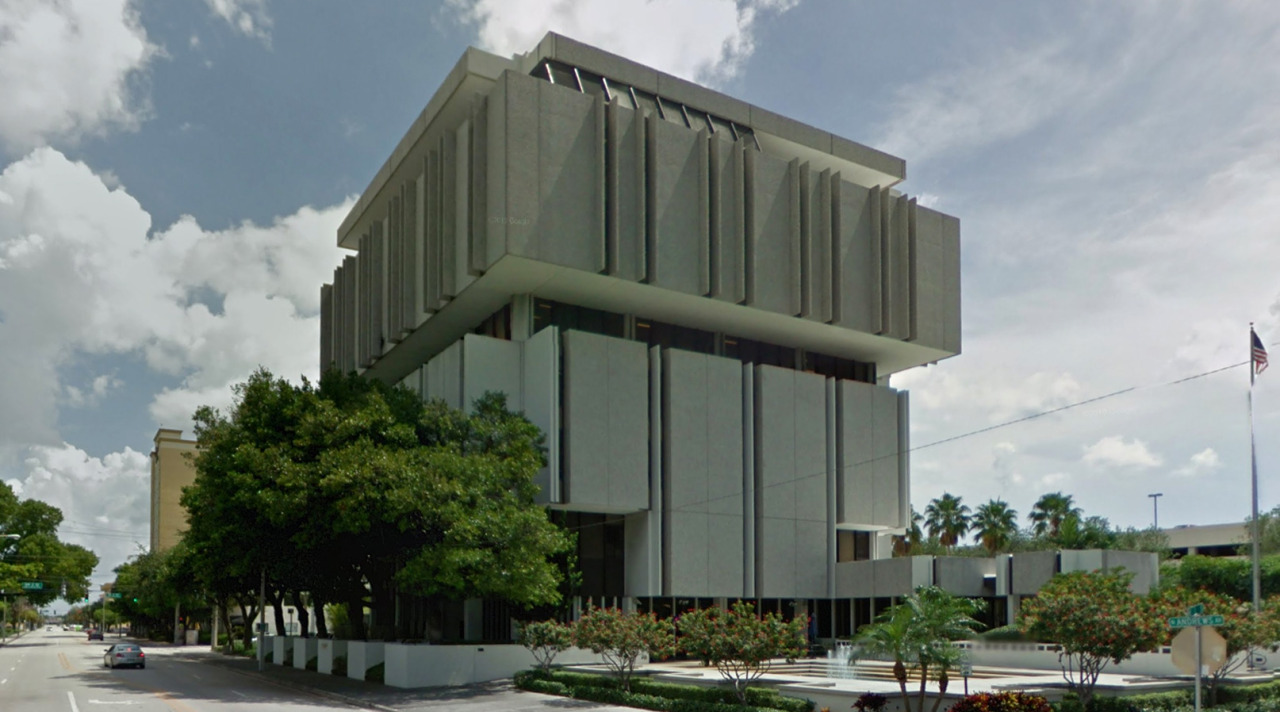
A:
192,649,638,712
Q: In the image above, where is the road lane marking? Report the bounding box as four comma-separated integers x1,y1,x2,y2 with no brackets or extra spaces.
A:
67,690,81,712
58,652,72,670
88,702,139,706
231,690,247,698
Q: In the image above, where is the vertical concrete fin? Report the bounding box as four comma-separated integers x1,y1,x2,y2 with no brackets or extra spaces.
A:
789,157,802,316
698,128,711,296
907,197,918,342
743,361,756,598
798,163,812,318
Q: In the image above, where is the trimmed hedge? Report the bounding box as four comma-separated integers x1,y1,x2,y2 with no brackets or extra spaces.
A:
1220,683,1280,705
514,668,812,712
331,655,346,677
366,662,385,683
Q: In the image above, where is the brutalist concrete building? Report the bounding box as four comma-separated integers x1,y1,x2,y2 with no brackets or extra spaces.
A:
319,33,960,640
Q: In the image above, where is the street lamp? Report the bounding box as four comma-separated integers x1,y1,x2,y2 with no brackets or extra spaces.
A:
1149,493,1164,530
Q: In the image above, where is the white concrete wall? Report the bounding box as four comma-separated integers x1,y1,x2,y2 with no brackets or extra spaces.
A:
383,643,605,689
318,639,348,675
272,636,289,666
293,638,318,670
346,641,385,681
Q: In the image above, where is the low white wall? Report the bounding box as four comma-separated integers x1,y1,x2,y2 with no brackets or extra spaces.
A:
293,638,319,670
384,643,605,689
347,641,385,682
272,636,290,666
962,641,1199,677
318,639,348,675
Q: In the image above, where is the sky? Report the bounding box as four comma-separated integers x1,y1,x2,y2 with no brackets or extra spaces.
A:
2,0,1280,602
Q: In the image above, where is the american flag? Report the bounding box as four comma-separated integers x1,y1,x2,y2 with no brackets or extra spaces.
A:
1253,329,1268,375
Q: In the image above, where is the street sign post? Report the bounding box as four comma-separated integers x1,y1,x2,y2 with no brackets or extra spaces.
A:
1169,607,1227,712
1170,615,1226,628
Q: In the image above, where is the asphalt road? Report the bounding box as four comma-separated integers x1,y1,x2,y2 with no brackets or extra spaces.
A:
0,628,361,712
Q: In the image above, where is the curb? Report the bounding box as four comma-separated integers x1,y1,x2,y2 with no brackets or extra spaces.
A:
205,657,399,712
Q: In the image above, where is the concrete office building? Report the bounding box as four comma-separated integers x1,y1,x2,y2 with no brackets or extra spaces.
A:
319,33,960,640
149,429,198,553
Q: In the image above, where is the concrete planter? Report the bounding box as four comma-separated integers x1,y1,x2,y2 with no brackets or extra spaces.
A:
346,641,385,682
293,638,319,670
260,635,274,661
318,639,348,675
384,643,607,689
272,636,290,666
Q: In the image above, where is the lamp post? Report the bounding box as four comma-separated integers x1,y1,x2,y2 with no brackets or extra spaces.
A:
1148,493,1164,530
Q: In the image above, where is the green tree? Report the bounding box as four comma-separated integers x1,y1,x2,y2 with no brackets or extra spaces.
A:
1053,514,1114,549
573,607,674,691
676,601,808,704
1027,492,1081,539
924,494,971,551
1018,570,1162,707
856,586,983,712
971,500,1018,556
1151,587,1280,703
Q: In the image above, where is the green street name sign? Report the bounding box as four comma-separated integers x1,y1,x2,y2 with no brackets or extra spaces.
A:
1170,614,1225,628
108,592,122,599
19,582,42,591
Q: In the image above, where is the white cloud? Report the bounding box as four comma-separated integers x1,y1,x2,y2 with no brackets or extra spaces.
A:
63,374,122,409
0,0,156,152
11,443,151,582
448,0,799,85
1173,448,1222,478
1082,436,1162,469
204,0,272,42
0,147,352,444
897,366,1083,427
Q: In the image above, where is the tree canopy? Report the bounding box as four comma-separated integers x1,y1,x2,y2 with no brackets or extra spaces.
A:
0,483,97,607
175,368,574,641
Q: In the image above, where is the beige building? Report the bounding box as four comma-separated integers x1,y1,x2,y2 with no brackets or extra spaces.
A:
149,429,198,553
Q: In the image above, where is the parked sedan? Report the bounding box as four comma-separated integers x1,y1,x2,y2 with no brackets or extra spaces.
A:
103,644,145,669
87,630,103,641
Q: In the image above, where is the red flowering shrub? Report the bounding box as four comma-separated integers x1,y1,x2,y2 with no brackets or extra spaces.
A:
675,601,808,704
518,619,574,671
949,692,1051,712
1019,571,1163,707
573,607,675,691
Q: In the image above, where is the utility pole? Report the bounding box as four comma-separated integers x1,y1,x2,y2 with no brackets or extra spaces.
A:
257,569,265,671
1148,492,1164,529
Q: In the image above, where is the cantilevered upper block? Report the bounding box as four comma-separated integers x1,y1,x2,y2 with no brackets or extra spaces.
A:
321,32,960,384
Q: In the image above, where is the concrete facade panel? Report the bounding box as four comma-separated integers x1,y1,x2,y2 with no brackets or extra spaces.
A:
523,326,560,504
649,121,709,295
748,152,800,315
501,72,541,260
1011,551,1058,596
871,386,901,527
607,100,647,281
758,517,796,599
837,380,874,525
536,81,605,272
563,330,648,512
461,334,522,413
832,179,877,333
934,557,995,597
795,519,827,597
802,168,833,322
710,138,746,303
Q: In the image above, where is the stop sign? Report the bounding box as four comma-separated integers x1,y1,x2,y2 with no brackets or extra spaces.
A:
1171,626,1229,675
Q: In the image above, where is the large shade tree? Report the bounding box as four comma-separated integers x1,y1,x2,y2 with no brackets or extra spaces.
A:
924,494,971,551
972,499,1018,556
180,368,574,642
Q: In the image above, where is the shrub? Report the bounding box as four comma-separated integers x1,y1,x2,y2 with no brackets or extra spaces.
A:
854,693,889,712
981,625,1029,642
513,669,810,712
676,602,809,704
331,655,346,676
264,650,273,664
951,691,1052,712
366,662,384,683
574,607,675,691
518,620,574,671
1113,691,1191,712
305,657,317,672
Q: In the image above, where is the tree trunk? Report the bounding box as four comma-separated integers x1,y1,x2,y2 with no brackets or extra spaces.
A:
292,591,310,638
347,589,367,640
313,595,328,638
237,599,254,650
930,670,950,712
894,659,912,712
916,662,929,712
270,590,286,636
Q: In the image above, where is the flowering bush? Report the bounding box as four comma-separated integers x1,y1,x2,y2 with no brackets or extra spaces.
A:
676,601,808,704
518,619,574,671
949,692,1051,712
573,607,675,691
853,692,889,712
1019,571,1163,707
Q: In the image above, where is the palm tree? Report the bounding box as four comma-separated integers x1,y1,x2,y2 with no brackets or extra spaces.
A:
923,494,971,551
855,586,983,712
895,508,926,556
1028,492,1082,538
971,499,1018,556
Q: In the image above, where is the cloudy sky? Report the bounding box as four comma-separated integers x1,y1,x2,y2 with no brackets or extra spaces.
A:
2,0,1279,598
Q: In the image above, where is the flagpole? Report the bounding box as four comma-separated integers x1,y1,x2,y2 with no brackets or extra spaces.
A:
1251,323,1262,612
